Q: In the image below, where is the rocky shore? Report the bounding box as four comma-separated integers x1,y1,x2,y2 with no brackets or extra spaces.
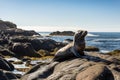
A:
0,20,120,80
50,31,75,36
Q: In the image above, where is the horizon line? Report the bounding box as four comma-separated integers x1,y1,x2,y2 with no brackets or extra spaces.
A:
17,26,120,32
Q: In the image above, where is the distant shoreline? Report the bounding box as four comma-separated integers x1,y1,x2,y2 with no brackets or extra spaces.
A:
37,31,120,33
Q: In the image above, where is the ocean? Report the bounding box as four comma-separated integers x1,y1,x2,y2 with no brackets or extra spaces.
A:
38,32,120,53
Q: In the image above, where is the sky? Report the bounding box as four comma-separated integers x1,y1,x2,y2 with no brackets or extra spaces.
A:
0,0,120,32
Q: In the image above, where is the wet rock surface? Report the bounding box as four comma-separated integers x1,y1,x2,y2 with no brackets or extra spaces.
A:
0,69,18,80
21,52,120,80
10,43,41,57
0,57,14,71
0,57,18,79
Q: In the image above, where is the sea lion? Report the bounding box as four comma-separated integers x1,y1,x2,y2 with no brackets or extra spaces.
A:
53,30,88,62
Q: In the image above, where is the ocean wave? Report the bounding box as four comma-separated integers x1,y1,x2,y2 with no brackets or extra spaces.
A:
100,50,110,53
87,33,99,37
93,38,120,42
39,32,99,37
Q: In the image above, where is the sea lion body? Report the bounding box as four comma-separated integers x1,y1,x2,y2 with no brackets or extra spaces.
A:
53,30,88,62
53,43,75,62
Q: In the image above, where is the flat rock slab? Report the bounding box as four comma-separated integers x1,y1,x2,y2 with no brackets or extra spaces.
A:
21,52,120,80
76,64,114,80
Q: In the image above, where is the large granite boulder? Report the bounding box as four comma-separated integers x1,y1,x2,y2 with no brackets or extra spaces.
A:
85,46,99,52
0,57,14,71
50,31,75,36
30,39,65,51
76,64,113,80
11,37,63,52
11,37,43,51
3,28,40,36
21,52,120,80
0,20,16,30
10,43,41,57
40,39,59,51
0,46,15,56
30,39,43,51
0,20,40,37
0,49,15,57
11,36,31,43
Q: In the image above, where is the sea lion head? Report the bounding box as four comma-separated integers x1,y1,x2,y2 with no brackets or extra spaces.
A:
73,30,88,54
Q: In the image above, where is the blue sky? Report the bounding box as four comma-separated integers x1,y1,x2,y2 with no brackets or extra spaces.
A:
0,0,120,32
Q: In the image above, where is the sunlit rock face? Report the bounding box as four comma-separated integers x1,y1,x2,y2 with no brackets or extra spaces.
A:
0,20,17,30
21,52,120,80
0,20,40,36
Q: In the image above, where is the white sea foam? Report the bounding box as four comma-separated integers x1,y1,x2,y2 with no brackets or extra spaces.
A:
87,33,99,37
12,70,25,75
114,38,120,41
93,38,120,42
100,50,110,53
5,57,20,62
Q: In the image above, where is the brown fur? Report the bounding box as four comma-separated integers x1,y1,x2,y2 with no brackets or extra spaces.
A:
53,30,88,62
